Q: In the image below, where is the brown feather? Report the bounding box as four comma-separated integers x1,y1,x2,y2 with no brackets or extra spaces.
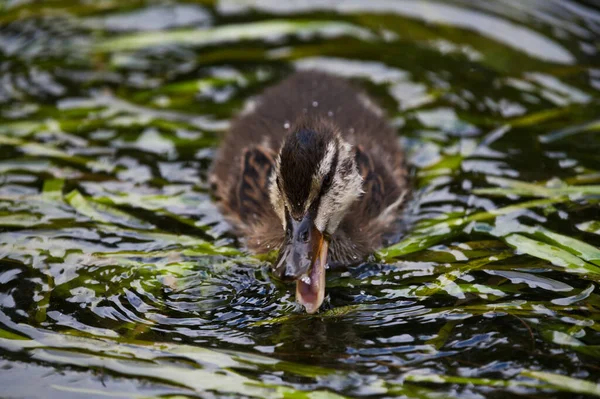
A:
210,70,409,262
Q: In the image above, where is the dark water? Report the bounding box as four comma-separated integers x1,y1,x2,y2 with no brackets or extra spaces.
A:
1,0,600,398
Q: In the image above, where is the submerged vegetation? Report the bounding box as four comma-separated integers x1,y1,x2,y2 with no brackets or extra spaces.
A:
0,0,599,398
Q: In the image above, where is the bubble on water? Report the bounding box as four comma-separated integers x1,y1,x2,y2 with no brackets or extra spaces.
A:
153,95,171,107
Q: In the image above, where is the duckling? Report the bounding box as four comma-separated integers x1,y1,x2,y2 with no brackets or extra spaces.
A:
210,71,409,313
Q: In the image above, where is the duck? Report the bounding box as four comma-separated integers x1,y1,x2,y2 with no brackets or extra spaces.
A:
210,71,409,313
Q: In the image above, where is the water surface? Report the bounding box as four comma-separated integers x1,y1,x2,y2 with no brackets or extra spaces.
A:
1,0,600,398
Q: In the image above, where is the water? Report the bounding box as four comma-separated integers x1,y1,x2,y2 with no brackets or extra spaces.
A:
1,0,599,398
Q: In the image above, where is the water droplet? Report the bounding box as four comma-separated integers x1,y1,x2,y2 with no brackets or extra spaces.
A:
327,110,333,116
301,275,311,284
312,101,319,107
283,122,290,129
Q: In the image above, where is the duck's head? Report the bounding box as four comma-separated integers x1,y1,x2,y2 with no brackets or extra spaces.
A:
269,119,363,313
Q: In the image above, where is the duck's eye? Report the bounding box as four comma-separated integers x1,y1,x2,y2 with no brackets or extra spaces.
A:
322,174,332,189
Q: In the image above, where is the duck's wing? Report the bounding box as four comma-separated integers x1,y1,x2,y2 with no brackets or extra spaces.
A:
355,144,389,219
211,144,275,224
329,144,408,263
235,145,276,223
235,146,287,253
212,144,285,251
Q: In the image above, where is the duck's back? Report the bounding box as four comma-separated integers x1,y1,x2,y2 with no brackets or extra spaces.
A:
216,72,396,154
210,71,408,258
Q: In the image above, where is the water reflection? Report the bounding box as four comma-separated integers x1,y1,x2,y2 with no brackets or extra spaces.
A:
220,0,578,63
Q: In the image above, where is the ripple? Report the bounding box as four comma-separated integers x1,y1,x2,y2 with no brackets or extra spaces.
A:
220,0,576,63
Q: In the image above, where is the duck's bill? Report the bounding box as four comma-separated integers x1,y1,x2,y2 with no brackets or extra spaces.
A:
296,237,328,314
272,213,328,313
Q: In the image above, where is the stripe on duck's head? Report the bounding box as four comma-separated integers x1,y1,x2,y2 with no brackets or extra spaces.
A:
269,118,363,235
